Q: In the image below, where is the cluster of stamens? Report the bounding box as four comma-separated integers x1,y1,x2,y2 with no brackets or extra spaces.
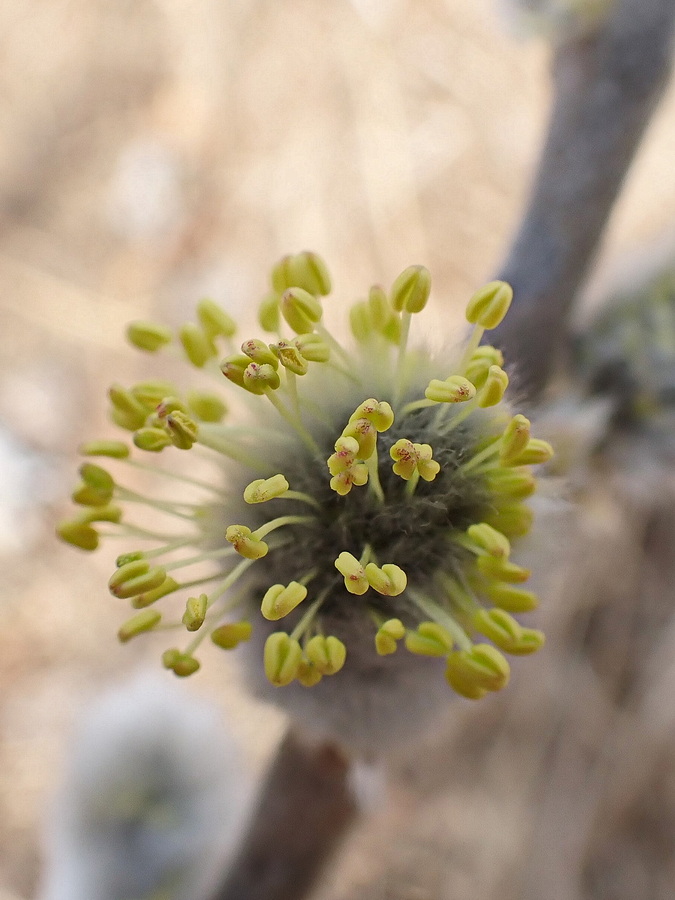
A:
57,251,552,698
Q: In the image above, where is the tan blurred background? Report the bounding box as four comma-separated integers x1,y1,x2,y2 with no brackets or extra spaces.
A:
2,1,675,898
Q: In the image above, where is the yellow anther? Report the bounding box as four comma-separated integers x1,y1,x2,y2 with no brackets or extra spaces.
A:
78,440,130,459
350,399,394,432
76,463,115,502
405,621,454,656
477,365,509,408
155,396,188,419
390,264,432,313
220,354,250,388
294,333,330,363
342,417,377,459
484,467,536,500
280,287,323,334
476,555,531,583
485,583,539,613
305,635,347,675
329,467,368,495
133,428,172,452
257,295,280,337
186,390,227,423
165,411,198,450
499,414,531,464
182,594,208,632
131,575,179,609
211,621,253,649
108,384,148,431
425,375,476,404
270,340,309,375
241,338,279,368
327,436,360,474
466,523,511,559
349,301,372,342
484,503,533,538
179,322,215,368
472,608,523,653
367,284,390,328
76,504,123,525
465,281,513,330
244,475,290,503
108,560,168,599
261,582,308,620
415,444,441,482
226,525,269,559
390,441,439,482
365,563,407,596
56,520,99,551
506,438,554,466
132,381,180,409
375,618,406,656
126,321,173,352
463,345,504,387
334,551,369,595
264,632,303,686
445,643,510,694
162,649,200,677
271,251,331,296
243,362,281,394
118,609,162,643
297,660,323,687
197,298,237,339
507,627,546,655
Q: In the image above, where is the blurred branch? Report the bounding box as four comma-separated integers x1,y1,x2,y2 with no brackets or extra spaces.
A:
210,729,358,900
491,0,675,398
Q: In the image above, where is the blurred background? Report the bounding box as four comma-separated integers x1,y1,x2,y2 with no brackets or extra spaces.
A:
2,1,675,898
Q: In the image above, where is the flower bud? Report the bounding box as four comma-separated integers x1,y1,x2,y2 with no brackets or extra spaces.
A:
197,298,237,339
499,414,531,464
264,632,303,686
405,622,453,656
390,264,431,313
477,365,509,408
280,287,322,334
126,320,173,352
476,555,531,583
242,362,281,394
220,354,250,388
130,575,179,609
108,385,148,431
467,523,511,559
241,338,279,368
118,609,162,643
133,428,172,452
179,323,215,368
472,608,522,653
182,594,208,631
375,618,405,655
211,621,253,649
465,281,512,329
56,520,99,551
425,375,476,404
365,563,407,596
244,475,290,504
334,552,369,595
258,292,280,332
294,333,330,363
485,583,539,613
109,560,167,599
226,525,269,559
186,390,227,423
507,438,554,466
79,440,130,459
261,582,307,620
162,649,200,677
305,635,347,675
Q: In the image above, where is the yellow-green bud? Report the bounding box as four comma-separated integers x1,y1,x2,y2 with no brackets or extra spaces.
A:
463,345,504,388
162,649,200,677
382,312,401,343
197,298,237,339
261,581,307,620
446,643,510,694
131,575,179,609
131,381,180,409
109,560,167,599
425,375,476,404
226,525,269,559
485,583,539,613
78,462,114,497
472,608,523,653
179,323,215,368
133,428,172,452
499,414,531,464
56,520,99,551
390,264,431,313
211,621,253,649
305,635,347,675
108,384,148,431
334,551,369,595
182,594,208,631
465,281,513,330
258,292,280,332
116,551,145,566
375,618,405,655
72,483,113,507
297,660,323,687
186,390,227,423
368,284,390,328
165,412,198,450
484,503,533,538
477,365,509,408
280,287,322,334
507,438,554,466
155,396,188,418
264,632,303,686
467,523,511,559
77,504,123,524
244,475,289,503
243,362,281,394
365,563,407,596
241,338,279,368
271,252,331,296
126,321,173,352
294,333,330,363
405,622,454,656
507,628,546,655
350,398,394,432
79,440,130,459
476,555,531,583
118,609,162,643
271,340,309,376
220,354,250,388
484,468,536,500
349,301,371,342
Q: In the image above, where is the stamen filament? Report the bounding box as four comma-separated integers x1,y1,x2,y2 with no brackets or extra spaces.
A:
458,323,485,374
290,594,327,642
408,589,473,651
264,390,322,456
365,453,385,503
253,515,314,541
